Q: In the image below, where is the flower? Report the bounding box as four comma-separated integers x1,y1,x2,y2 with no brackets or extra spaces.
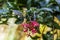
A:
21,23,29,28
30,21,39,27
21,21,39,34
32,28,37,34
21,23,29,32
23,29,28,32
28,23,34,30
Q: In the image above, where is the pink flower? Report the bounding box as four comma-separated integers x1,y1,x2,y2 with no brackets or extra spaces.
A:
23,29,28,32
21,23,29,32
28,23,34,30
32,28,37,34
22,23,29,28
30,21,39,27
21,21,39,34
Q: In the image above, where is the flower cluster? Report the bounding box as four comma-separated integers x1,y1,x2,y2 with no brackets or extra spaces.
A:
21,21,39,34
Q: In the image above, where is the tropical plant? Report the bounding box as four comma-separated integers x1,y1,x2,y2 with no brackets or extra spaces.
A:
0,0,60,40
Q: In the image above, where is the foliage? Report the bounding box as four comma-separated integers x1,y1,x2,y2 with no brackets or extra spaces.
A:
0,0,60,40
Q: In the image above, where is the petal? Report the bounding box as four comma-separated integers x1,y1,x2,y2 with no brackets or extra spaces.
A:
23,29,28,32
30,21,39,27
31,29,37,34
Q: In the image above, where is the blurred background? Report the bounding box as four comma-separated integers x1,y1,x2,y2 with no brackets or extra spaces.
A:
0,0,60,40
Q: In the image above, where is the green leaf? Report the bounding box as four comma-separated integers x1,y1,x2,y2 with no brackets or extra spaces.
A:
43,32,53,40
53,22,60,29
27,0,31,9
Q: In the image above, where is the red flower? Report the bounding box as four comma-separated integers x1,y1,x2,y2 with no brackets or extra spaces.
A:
23,29,28,32
21,21,39,34
21,23,29,32
32,28,37,34
22,23,29,28
30,21,39,27
28,23,34,30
